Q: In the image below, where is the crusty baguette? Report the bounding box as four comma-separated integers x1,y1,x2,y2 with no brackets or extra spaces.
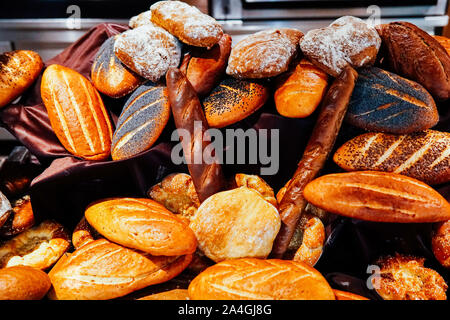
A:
304,171,450,223
271,66,358,258
188,258,335,300
85,198,197,256
0,266,51,300
0,50,43,108
48,239,192,300
41,64,113,161
333,130,450,185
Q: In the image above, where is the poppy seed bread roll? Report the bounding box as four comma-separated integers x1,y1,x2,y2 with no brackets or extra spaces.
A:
111,82,170,161
202,77,269,128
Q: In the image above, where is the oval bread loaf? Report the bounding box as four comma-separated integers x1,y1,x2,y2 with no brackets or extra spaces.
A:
0,266,51,300
303,171,450,223
0,50,43,108
333,130,450,185
85,198,197,256
41,64,113,161
91,36,143,98
188,258,335,300
111,82,170,161
347,67,438,134
48,239,192,300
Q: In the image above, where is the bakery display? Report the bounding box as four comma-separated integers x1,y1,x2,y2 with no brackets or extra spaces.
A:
41,64,113,161
0,266,51,300
114,24,182,82
377,22,450,101
347,67,438,134
333,130,450,185
150,1,223,48
0,50,43,108
226,28,303,79
203,77,269,128
274,58,329,118
300,16,381,77
111,82,171,161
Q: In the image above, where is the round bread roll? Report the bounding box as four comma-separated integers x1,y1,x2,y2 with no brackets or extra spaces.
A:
226,28,303,79
138,289,189,300
188,258,335,300
85,198,197,256
190,187,280,262
114,24,181,82
0,195,35,238
0,220,70,270
372,253,447,300
202,77,269,128
0,266,51,300
432,220,450,268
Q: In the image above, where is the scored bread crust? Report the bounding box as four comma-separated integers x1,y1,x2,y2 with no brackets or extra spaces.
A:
188,258,335,300
0,266,51,300
48,239,193,300
151,1,223,48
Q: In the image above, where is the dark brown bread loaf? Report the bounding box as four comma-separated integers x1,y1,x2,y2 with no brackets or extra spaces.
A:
347,67,438,134
333,130,450,185
166,67,226,202
91,36,143,98
111,82,170,161
377,22,450,101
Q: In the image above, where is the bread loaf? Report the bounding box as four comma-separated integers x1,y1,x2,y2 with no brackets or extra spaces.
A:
304,171,450,223
114,24,181,82
0,50,43,108
91,36,143,98
188,258,335,300
347,67,438,134
0,266,51,300
434,35,450,55
300,16,381,77
151,1,223,48
48,239,193,300
274,58,329,118
226,28,303,79
203,77,269,128
85,198,197,256
333,130,450,185
377,22,450,101
41,64,113,161
432,220,450,268
111,82,170,161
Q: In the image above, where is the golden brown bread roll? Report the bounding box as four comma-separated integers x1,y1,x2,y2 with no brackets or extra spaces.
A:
373,253,447,300
188,258,335,300
274,59,329,118
0,195,35,238
72,217,102,250
300,16,381,77
333,289,369,300
41,64,113,161
91,36,143,98
0,220,70,270
138,289,189,300
226,28,303,79
148,173,200,221
304,171,450,223
0,50,43,108
233,173,277,207
190,187,280,262
202,77,269,128
292,216,325,267
0,266,51,300
432,220,450,268
48,239,192,300
150,1,223,48
333,130,450,185
85,198,197,256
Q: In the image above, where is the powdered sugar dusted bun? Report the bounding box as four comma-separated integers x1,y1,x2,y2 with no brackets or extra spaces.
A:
114,24,181,82
151,1,223,48
129,10,154,29
226,28,303,79
300,16,381,77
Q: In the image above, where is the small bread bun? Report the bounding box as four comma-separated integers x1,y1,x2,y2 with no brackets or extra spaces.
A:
432,220,450,268
148,173,200,222
138,289,189,300
72,217,102,250
333,289,369,300
0,195,35,238
0,220,70,270
0,266,51,300
203,77,269,128
190,187,280,262
373,253,447,300
233,173,277,207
